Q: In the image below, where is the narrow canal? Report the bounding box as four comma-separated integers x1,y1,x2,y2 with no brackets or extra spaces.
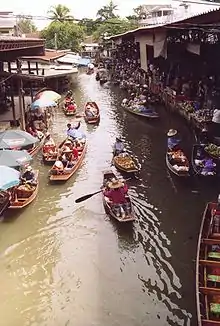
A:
0,72,219,326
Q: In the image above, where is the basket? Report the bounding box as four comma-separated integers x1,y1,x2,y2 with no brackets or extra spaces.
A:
16,186,34,198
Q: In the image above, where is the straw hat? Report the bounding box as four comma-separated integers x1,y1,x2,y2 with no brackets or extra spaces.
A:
64,148,72,153
55,161,63,169
64,140,72,144
26,166,33,172
108,178,123,189
167,129,177,137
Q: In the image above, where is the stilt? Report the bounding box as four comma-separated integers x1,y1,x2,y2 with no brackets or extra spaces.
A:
18,78,26,131
36,62,39,75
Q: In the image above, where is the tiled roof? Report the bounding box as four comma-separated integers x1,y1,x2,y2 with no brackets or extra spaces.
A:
20,50,67,62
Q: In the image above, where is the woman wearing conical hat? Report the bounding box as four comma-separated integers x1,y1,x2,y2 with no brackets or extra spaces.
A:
167,129,181,151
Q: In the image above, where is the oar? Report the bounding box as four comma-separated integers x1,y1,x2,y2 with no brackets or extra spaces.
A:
75,190,102,203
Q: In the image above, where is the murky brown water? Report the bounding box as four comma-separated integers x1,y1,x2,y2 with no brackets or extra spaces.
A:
0,72,220,326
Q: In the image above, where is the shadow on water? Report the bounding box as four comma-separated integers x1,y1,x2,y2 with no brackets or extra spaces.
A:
1,72,219,325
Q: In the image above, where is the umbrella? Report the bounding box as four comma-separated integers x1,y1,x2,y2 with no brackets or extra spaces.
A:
0,130,38,150
0,165,20,190
0,150,32,169
31,98,56,110
35,90,61,101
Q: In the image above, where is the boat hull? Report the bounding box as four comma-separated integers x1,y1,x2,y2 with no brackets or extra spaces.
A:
123,105,159,119
166,153,190,177
113,156,139,174
196,202,220,325
49,140,87,182
9,170,39,209
84,102,100,124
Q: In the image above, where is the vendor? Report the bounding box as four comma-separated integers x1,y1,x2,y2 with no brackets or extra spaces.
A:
211,108,220,137
167,129,181,151
21,166,36,184
44,132,55,146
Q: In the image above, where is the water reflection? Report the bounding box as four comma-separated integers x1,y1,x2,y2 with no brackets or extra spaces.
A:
0,72,211,325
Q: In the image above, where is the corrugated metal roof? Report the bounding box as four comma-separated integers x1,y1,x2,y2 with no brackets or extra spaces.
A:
109,7,220,39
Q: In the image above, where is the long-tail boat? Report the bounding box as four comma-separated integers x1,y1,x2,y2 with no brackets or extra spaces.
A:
196,198,220,325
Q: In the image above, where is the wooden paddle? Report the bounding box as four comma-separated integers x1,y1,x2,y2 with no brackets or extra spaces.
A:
75,190,102,203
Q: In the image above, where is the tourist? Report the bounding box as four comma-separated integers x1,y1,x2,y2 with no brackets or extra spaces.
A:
53,159,64,173
103,178,129,217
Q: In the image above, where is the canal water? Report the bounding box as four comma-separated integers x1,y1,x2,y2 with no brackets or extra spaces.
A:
0,73,219,326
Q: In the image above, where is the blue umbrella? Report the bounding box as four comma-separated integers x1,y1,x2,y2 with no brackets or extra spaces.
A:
0,130,38,149
31,98,56,110
0,150,32,169
0,165,20,190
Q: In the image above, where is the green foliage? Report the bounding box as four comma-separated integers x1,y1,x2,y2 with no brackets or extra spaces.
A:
93,17,138,41
18,19,37,33
41,21,85,51
96,0,118,21
79,18,99,36
48,4,72,22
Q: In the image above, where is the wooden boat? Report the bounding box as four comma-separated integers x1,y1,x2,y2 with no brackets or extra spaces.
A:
166,150,190,177
9,170,39,209
42,143,58,164
84,102,100,124
113,154,139,174
0,191,10,215
123,104,159,119
28,136,45,157
49,140,87,182
100,79,107,85
102,170,135,222
192,144,218,178
86,69,94,75
63,103,77,116
196,200,220,325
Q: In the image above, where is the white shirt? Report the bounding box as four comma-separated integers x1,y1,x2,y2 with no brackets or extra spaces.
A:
212,109,220,123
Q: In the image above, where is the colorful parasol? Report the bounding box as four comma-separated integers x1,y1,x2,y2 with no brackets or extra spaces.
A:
35,90,61,102
0,130,38,150
0,165,20,190
31,98,56,110
0,150,32,169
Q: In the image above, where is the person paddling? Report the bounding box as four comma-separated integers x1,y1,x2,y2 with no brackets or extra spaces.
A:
103,178,130,218
167,129,181,151
113,137,125,156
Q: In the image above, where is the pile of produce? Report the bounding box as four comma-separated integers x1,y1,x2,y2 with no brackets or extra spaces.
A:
179,101,194,113
114,155,136,169
191,109,213,123
205,143,220,158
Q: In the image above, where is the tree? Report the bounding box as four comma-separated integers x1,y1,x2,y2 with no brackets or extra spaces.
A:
133,5,147,19
18,18,37,34
79,18,99,36
93,17,138,41
97,0,118,21
41,21,85,51
48,4,72,22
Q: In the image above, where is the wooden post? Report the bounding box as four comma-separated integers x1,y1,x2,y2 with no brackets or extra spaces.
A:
30,82,34,102
16,59,26,130
18,78,26,130
8,62,11,73
36,62,39,75
27,61,31,74
10,88,16,123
